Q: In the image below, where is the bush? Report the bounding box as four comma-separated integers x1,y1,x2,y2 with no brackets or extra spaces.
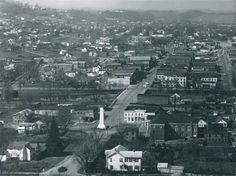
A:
58,166,68,173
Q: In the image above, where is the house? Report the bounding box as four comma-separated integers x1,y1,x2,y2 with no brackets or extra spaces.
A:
17,122,36,134
6,141,31,161
216,117,228,128
197,119,207,138
70,107,97,121
105,145,143,172
12,109,33,124
157,163,184,176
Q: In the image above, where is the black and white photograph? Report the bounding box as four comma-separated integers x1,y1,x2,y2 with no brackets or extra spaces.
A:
0,0,236,175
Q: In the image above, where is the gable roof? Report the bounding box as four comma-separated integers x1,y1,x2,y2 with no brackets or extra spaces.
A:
8,141,29,150
105,145,128,157
119,151,142,158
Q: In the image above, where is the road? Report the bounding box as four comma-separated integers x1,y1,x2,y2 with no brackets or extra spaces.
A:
217,48,235,91
105,58,167,127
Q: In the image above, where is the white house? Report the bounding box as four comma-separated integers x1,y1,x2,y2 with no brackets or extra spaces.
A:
216,118,228,128
198,119,207,128
105,145,142,172
6,141,31,161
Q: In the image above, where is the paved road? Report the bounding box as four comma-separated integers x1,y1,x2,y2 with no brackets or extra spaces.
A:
218,48,235,91
105,58,167,127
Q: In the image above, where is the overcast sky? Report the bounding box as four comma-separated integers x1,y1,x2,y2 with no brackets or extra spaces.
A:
17,0,236,11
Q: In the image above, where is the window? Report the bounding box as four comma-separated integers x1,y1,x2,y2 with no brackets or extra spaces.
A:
120,158,123,162
110,165,113,170
125,158,128,162
134,166,140,170
110,158,112,162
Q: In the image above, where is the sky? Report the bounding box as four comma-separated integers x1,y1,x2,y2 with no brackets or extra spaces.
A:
16,0,236,11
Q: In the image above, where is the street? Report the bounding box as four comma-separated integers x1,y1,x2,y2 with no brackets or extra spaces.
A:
105,58,167,127
217,48,235,91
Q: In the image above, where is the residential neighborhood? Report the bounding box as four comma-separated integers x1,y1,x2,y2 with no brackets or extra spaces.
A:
0,0,236,175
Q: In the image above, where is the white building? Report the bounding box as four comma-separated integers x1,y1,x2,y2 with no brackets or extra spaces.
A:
105,145,142,172
124,109,155,123
6,142,31,161
156,70,187,88
108,77,130,87
157,163,184,176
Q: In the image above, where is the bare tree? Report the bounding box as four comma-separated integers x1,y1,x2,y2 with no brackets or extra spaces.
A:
73,131,104,175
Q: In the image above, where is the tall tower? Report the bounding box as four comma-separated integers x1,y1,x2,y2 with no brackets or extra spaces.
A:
97,107,106,129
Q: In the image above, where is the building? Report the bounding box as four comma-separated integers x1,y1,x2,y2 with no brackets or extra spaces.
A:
12,109,33,124
105,145,143,172
156,69,187,88
137,90,169,105
124,105,158,123
205,124,229,146
157,163,184,176
17,122,36,134
6,141,31,161
150,122,166,143
34,109,59,117
107,77,130,87
190,72,219,89
149,112,199,143
70,107,97,121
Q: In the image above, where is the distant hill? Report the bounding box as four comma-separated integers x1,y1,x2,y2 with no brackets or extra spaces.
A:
0,0,235,24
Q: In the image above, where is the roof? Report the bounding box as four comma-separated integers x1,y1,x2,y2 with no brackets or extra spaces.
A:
206,124,228,134
13,109,33,117
119,151,143,158
157,163,168,168
156,69,187,77
125,104,160,112
8,141,28,150
170,165,184,170
26,142,46,152
105,145,128,157
130,56,150,61
151,112,199,124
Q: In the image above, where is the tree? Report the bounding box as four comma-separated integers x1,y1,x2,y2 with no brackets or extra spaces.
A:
46,117,63,156
74,132,104,174
130,68,146,84
2,83,18,101
149,56,158,69
142,151,157,173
